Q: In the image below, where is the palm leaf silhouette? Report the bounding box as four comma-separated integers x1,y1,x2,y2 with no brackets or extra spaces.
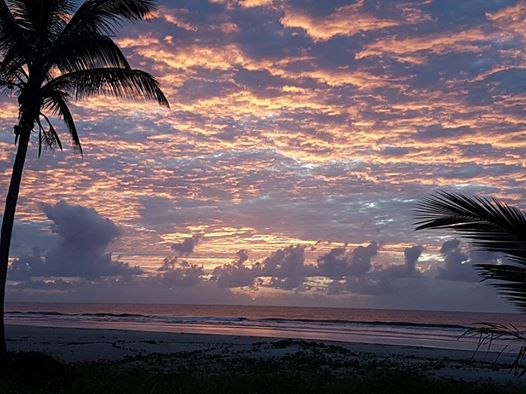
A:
416,191,526,373
415,191,526,312
0,0,168,354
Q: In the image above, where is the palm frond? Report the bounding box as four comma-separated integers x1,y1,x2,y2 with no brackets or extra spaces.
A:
8,0,73,43
64,0,156,36
460,323,526,376
36,114,63,157
40,113,63,150
2,0,168,157
43,92,82,154
0,78,21,96
44,67,169,107
474,264,526,312
48,31,130,73
415,191,526,264
0,0,25,53
0,44,29,84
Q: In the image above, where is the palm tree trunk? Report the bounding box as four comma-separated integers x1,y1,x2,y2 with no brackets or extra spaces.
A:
0,123,31,355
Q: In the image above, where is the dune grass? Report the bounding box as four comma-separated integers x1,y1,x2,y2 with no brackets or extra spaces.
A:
0,351,524,394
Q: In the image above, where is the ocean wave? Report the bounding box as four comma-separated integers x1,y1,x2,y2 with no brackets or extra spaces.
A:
5,310,468,331
259,318,467,330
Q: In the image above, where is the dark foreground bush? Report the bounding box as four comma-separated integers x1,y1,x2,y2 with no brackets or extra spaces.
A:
0,352,523,394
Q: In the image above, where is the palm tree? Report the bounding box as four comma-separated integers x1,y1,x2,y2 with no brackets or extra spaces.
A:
416,191,526,373
0,0,168,354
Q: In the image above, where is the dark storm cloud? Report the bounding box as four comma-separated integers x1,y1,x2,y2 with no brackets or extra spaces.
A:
9,202,142,280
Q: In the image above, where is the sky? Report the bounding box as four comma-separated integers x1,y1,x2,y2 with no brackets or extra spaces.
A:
1,0,525,312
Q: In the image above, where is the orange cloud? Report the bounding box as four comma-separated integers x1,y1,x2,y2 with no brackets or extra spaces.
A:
281,0,398,42
135,44,249,71
356,28,489,61
3,1,526,299
487,2,526,44
152,7,198,31
297,69,404,90
116,35,160,48
212,22,240,34
238,0,274,7
209,0,274,9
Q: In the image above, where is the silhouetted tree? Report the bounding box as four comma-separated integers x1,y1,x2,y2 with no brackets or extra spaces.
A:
416,191,526,373
0,0,168,354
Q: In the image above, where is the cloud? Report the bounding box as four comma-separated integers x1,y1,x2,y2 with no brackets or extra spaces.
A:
157,233,206,286
238,0,274,8
415,124,474,140
171,234,203,257
328,276,392,296
159,259,205,287
2,0,526,313
281,1,398,42
154,7,198,32
213,246,311,291
262,245,310,290
486,2,526,44
356,28,487,61
212,243,381,292
235,249,249,265
7,276,249,305
213,249,257,288
317,242,378,279
435,239,499,283
9,202,142,280
403,245,424,274
324,243,423,296
380,245,424,278
209,0,274,9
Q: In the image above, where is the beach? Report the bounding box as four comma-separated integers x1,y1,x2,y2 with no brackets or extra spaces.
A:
6,303,525,352
4,305,526,392
6,324,526,386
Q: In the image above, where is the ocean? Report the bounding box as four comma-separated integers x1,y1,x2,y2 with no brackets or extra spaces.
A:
5,303,525,351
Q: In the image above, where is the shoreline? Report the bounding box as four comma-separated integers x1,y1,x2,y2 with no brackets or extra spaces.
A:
6,324,525,384
5,316,521,354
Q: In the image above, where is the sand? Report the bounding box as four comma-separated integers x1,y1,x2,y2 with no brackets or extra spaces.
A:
6,324,526,385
